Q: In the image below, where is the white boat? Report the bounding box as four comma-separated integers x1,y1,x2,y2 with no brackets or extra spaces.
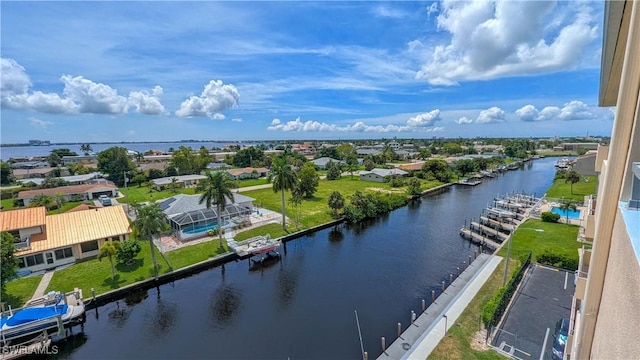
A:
0,290,85,346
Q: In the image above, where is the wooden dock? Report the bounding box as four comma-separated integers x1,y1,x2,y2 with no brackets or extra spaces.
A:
456,179,482,186
479,216,515,232
469,222,508,241
459,228,501,250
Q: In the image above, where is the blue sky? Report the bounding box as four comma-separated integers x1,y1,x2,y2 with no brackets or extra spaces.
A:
0,1,613,143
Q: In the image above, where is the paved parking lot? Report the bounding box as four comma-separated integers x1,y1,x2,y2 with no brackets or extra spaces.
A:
492,264,574,359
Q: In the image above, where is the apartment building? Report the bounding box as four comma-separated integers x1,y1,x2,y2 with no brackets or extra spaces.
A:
569,1,640,359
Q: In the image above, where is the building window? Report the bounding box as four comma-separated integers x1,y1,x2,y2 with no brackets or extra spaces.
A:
54,247,73,260
80,240,99,253
17,258,26,268
110,236,120,241
24,254,44,267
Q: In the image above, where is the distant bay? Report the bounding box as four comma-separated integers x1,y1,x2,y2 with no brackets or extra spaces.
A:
0,141,263,160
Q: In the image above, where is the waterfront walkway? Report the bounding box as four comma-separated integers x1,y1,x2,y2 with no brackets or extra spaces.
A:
377,253,503,360
30,269,55,300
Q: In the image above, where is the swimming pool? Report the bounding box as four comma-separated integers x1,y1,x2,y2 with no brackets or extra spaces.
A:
182,221,229,235
551,206,581,219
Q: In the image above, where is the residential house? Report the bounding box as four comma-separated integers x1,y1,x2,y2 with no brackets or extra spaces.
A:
398,162,424,173
12,167,63,180
225,167,269,180
1,206,131,272
159,193,255,241
292,142,317,156
359,168,408,182
19,183,118,206
311,157,345,170
150,174,207,190
18,172,102,187
559,143,600,151
61,155,98,165
10,161,50,169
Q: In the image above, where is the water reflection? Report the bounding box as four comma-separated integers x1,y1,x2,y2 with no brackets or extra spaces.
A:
276,269,298,310
210,284,242,329
107,301,131,329
328,227,344,242
124,290,148,306
146,289,177,337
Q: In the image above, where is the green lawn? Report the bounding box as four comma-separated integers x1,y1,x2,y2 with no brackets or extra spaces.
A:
236,178,269,188
1,198,16,210
49,201,86,214
545,175,598,201
3,275,43,308
121,186,196,203
234,223,288,241
45,241,171,297
497,219,581,261
166,240,229,270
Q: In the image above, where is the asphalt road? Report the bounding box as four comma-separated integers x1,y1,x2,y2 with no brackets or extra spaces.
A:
493,264,574,360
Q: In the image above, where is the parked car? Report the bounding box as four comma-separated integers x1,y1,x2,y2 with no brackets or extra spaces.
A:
552,318,570,360
98,194,112,206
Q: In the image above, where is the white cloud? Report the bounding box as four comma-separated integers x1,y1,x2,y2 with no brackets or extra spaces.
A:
373,5,408,19
267,116,445,133
128,86,165,115
407,109,441,127
175,80,240,118
1,57,166,115
416,1,599,85
426,2,439,18
212,113,226,120
454,116,473,125
476,106,505,124
515,101,601,122
28,117,52,127
232,118,243,122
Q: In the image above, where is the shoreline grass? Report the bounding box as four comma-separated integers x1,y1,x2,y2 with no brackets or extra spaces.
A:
545,175,597,201
3,275,43,308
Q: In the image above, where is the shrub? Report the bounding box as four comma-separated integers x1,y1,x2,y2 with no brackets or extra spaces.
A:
116,240,142,265
482,287,506,326
537,250,579,271
541,211,561,223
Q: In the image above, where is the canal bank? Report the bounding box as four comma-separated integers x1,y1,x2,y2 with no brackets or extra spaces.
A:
51,157,557,360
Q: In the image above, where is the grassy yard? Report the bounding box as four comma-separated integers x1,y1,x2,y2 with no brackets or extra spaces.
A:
545,175,598,201
244,176,441,230
3,275,43,308
45,241,171,297
234,223,288,241
1,198,16,210
165,240,229,270
498,219,581,261
236,178,269,188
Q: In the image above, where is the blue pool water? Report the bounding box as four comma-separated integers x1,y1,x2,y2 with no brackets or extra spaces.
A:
551,206,581,219
182,221,228,234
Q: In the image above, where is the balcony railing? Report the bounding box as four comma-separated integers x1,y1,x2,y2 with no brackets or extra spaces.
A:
14,237,30,251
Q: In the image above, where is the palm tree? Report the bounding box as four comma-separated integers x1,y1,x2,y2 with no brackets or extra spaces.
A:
54,192,66,213
565,169,581,194
98,241,120,280
269,155,298,231
132,203,167,280
288,186,304,228
199,171,235,247
80,143,93,155
169,177,179,193
327,191,345,216
559,200,577,224
30,194,55,211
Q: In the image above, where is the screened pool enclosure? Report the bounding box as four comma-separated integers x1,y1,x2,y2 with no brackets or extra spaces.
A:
169,204,252,240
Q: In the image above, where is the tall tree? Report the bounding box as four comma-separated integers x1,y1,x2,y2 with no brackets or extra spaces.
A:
1,232,18,297
97,147,135,186
559,200,578,224
169,146,197,175
80,144,93,155
132,203,167,280
169,177,179,193
327,191,345,216
297,162,319,198
0,161,15,185
269,155,298,231
98,241,120,280
54,192,66,213
30,194,55,211
326,160,342,180
232,147,265,168
565,169,581,194
197,146,212,172
199,171,235,247
288,186,304,228
345,154,359,179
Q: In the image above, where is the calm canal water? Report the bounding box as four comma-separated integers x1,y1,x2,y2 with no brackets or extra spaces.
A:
52,158,556,360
